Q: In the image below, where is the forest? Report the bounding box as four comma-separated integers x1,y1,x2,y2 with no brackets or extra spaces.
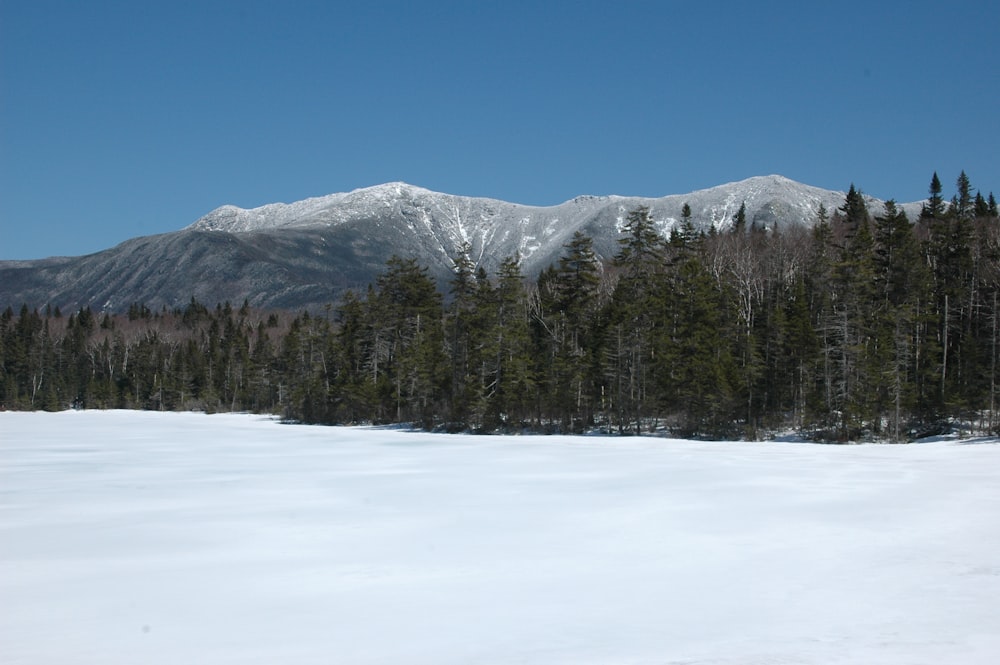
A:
2,172,999,442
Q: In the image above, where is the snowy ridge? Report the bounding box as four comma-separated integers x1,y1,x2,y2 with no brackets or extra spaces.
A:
189,183,435,233
0,175,927,313
190,175,921,246
185,174,922,280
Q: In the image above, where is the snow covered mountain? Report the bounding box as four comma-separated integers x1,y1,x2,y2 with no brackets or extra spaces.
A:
0,176,922,312
185,176,870,269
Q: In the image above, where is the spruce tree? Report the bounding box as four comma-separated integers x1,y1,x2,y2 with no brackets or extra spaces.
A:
921,172,946,220
609,206,667,433
731,201,747,235
489,255,533,429
446,244,481,426
676,202,696,245
838,184,869,241
658,252,732,436
954,171,975,222
532,232,604,431
373,257,446,428
873,201,929,438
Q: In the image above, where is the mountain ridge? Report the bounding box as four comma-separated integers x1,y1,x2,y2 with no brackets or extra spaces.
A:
1,176,924,312
189,175,881,233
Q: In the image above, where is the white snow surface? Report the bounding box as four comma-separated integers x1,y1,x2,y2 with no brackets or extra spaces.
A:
2,411,999,664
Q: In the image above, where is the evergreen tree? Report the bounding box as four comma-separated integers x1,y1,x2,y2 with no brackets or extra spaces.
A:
674,202,696,246
482,255,533,429
782,276,820,428
608,206,667,433
731,201,747,235
373,256,446,427
551,231,602,431
974,192,990,219
616,206,665,280
921,172,946,220
838,183,870,241
804,206,838,429
531,232,605,431
334,291,378,422
872,202,924,438
446,244,482,426
954,171,975,222
834,211,879,438
657,252,733,436
555,231,601,318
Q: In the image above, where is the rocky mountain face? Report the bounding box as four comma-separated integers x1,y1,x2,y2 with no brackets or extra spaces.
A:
0,176,922,312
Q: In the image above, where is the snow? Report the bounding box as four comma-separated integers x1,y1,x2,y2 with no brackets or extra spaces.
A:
2,411,999,664
161,176,929,296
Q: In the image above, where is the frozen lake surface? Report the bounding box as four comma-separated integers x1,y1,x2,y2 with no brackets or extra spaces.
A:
2,410,999,664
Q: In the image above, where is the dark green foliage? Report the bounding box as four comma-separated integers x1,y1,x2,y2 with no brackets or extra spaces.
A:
921,172,946,220
608,206,667,433
657,252,733,436
3,172,998,440
838,184,870,242
536,232,604,432
732,201,747,234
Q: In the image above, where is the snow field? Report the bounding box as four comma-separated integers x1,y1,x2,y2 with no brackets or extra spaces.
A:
1,410,999,664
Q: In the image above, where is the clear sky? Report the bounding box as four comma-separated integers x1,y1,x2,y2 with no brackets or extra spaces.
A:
2,0,998,260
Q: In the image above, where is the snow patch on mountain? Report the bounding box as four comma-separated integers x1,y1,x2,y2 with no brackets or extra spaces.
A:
190,175,918,243
1,175,930,313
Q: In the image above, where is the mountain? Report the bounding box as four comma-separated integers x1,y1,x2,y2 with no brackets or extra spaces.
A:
0,176,923,312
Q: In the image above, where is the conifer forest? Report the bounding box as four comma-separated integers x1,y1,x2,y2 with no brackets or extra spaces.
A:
3,173,999,441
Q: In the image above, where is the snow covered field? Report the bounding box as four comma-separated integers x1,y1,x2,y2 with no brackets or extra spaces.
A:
2,411,998,664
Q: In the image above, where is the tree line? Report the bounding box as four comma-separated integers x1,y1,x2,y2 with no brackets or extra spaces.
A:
2,172,998,441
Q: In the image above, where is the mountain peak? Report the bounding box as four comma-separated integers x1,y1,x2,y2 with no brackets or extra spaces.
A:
348,181,432,197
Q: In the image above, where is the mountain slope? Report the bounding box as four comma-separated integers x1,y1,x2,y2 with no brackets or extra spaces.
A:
0,176,922,312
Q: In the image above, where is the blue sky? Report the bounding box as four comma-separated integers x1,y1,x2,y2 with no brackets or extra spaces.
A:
2,0,998,259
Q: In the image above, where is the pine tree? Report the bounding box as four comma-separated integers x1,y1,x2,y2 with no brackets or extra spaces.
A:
531,232,605,431
556,231,601,317
335,291,378,422
446,244,481,426
954,171,975,222
928,178,975,415
616,206,665,280
838,184,869,242
921,172,946,220
657,252,732,436
873,201,930,438
974,192,990,219
731,201,747,235
675,202,696,246
804,207,838,430
373,257,446,428
609,206,667,433
783,276,819,428
552,231,602,430
836,214,880,437
487,255,534,429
